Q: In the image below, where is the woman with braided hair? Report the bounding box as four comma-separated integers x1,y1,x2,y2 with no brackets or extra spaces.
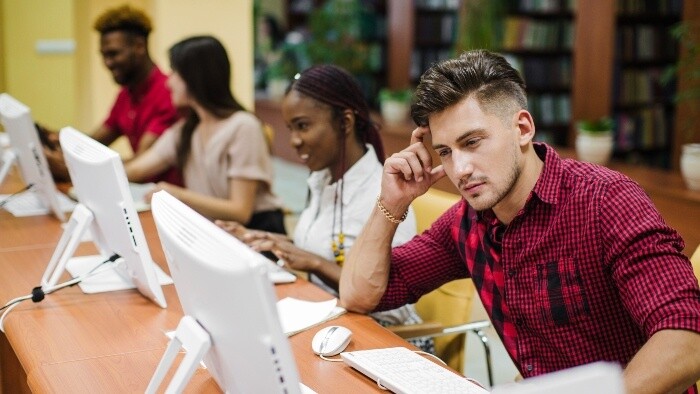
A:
218,64,432,351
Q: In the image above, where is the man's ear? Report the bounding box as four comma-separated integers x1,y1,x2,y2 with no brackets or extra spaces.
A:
514,110,535,146
132,35,147,55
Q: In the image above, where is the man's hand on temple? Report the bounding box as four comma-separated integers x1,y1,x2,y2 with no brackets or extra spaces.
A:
381,126,446,212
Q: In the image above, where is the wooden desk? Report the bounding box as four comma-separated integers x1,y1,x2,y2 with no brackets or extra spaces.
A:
0,182,415,393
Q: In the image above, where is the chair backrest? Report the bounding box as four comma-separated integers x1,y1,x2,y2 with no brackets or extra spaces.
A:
691,245,700,279
691,245,700,388
261,122,275,153
412,188,475,371
415,278,476,371
412,187,461,233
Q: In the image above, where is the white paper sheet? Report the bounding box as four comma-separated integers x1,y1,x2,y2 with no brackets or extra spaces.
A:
276,297,346,336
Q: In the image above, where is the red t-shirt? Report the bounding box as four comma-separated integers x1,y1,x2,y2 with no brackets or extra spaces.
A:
104,66,179,153
104,66,182,185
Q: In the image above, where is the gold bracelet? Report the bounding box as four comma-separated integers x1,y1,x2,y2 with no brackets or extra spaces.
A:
376,196,408,224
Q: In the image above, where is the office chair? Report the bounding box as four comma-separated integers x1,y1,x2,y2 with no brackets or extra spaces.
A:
691,244,700,277
387,188,494,386
692,245,700,389
261,122,275,153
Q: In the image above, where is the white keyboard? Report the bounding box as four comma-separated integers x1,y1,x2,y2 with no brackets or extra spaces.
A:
250,252,296,284
0,190,76,217
340,347,489,394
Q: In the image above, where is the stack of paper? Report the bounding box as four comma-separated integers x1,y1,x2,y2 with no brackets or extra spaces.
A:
276,297,346,336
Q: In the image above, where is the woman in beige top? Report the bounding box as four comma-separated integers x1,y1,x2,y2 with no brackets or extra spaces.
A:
126,35,285,233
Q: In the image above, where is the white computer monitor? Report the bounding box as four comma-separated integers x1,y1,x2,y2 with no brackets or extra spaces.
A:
40,126,170,308
490,361,625,394
0,93,71,221
149,190,302,393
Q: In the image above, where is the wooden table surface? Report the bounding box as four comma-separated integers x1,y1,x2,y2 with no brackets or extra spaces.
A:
0,169,418,393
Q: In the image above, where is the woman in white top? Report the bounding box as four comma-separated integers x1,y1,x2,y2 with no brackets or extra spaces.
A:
220,65,432,350
126,36,285,234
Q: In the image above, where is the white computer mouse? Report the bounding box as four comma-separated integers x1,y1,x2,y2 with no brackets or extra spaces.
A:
311,325,352,356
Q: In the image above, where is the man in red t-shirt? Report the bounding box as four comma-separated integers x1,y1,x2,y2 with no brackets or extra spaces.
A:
45,4,179,183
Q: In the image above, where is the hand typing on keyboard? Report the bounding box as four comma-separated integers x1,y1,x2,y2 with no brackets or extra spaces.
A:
216,220,329,275
340,347,489,394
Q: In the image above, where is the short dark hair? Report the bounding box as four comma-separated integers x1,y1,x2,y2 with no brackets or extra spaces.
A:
93,4,152,39
411,50,527,127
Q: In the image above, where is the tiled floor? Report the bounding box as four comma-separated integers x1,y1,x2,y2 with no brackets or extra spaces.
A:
272,157,520,389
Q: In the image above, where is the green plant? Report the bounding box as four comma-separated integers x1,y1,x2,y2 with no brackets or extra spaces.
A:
379,88,412,103
454,0,505,52
263,36,310,83
577,117,614,134
306,0,373,75
662,21,700,144
265,53,296,81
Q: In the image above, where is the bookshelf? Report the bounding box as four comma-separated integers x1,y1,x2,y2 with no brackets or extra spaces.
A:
499,0,576,147
611,0,684,168
281,0,698,172
410,0,460,84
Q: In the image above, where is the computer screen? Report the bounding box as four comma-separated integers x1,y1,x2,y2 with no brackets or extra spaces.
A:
0,93,70,221
490,361,624,394
151,190,302,393
40,126,169,308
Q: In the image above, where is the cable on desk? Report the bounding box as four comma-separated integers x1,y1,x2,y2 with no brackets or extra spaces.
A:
0,183,34,208
0,253,121,333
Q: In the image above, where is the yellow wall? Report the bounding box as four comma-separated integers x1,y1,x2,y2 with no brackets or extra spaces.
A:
2,0,254,134
0,1,5,92
151,0,254,110
2,0,76,129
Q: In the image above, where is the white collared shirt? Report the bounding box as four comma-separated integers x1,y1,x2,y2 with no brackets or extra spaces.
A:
294,144,417,295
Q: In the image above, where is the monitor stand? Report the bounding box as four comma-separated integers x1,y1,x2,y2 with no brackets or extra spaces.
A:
147,315,212,394
0,149,16,185
148,316,318,394
40,203,171,294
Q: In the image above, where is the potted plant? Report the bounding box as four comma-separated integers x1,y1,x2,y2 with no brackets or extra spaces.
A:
378,88,412,125
575,117,615,165
663,21,700,190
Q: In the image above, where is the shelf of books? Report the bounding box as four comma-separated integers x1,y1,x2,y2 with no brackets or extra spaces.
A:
499,0,576,146
611,0,683,168
410,0,460,84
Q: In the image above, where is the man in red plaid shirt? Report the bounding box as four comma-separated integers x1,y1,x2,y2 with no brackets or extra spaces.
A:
340,50,700,393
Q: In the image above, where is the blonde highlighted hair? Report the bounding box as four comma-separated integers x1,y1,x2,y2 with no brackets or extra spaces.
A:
93,4,152,38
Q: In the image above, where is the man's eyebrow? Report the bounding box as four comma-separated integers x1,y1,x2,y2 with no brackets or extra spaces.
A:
432,129,483,150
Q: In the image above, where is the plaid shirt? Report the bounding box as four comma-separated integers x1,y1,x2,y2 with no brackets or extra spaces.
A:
377,143,700,391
